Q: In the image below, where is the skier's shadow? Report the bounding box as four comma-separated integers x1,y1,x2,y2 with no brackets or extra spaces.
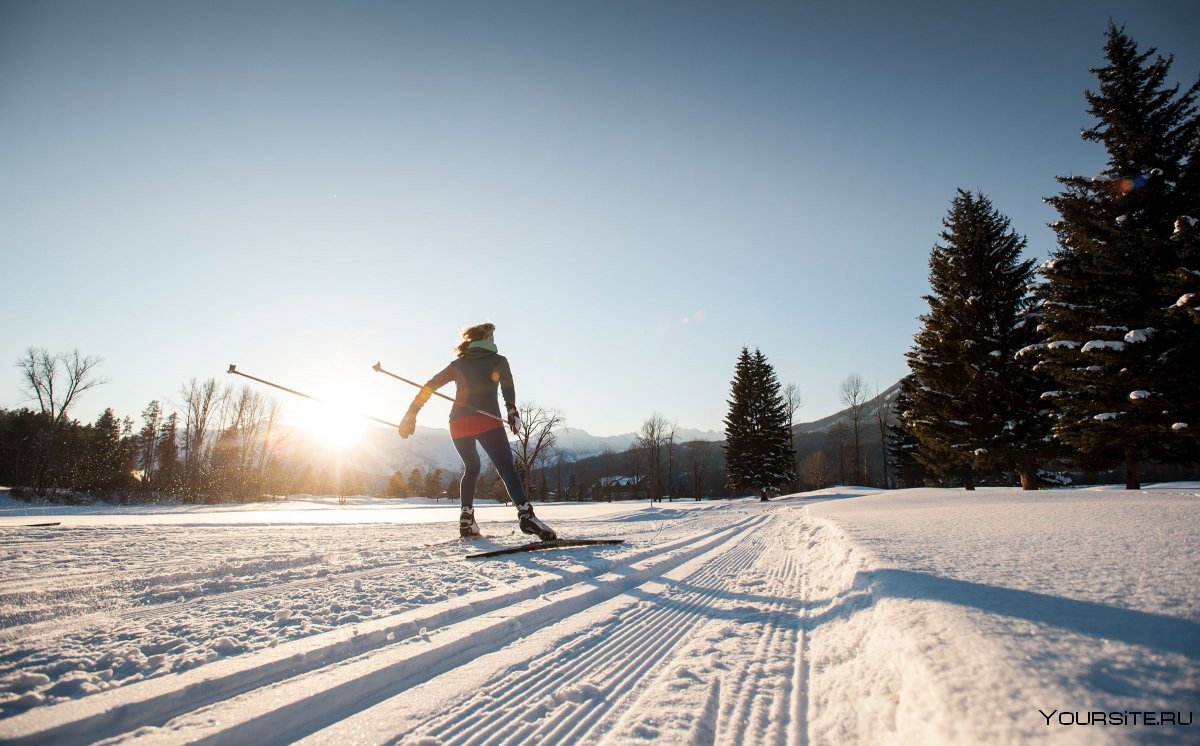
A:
856,568,1200,660
618,569,1200,661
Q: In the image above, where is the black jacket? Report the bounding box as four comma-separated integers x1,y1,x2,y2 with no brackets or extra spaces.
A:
418,348,514,420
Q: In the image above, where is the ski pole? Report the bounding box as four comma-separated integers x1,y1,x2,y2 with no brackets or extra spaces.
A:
371,362,505,422
227,365,399,428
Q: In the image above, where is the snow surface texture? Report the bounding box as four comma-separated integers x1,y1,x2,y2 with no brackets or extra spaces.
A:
0,486,1196,744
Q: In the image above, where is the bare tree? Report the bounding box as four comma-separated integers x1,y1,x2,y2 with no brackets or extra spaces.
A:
212,385,280,499
665,419,678,501
637,413,671,502
872,382,895,489
235,387,279,477
510,403,565,499
782,383,803,491
599,446,615,501
17,347,105,425
257,399,280,475
180,378,224,493
626,445,643,499
549,447,574,499
137,401,163,486
683,440,714,500
799,450,834,491
839,374,868,484
15,347,106,492
828,420,850,485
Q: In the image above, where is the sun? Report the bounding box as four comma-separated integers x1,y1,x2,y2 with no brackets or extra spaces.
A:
285,396,369,449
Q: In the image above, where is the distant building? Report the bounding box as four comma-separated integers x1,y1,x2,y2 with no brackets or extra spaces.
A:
594,475,646,501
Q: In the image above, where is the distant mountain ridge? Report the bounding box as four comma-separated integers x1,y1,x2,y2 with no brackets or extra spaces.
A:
553,426,724,457
795,381,901,434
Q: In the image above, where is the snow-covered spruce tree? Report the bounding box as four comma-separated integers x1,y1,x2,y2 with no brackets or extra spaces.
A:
887,374,932,488
906,190,1044,489
723,347,794,500
1037,23,1200,488
1160,214,1199,460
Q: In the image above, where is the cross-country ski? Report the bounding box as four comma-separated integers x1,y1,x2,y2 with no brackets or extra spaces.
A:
466,537,625,559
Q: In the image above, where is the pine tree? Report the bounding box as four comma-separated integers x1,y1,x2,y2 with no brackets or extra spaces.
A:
906,190,1041,489
1159,215,1199,459
79,408,134,492
423,468,445,500
387,470,409,497
1038,23,1200,488
887,375,930,488
136,400,162,488
156,412,182,496
722,348,794,500
1008,291,1064,487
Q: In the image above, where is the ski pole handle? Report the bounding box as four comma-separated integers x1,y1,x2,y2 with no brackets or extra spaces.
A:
372,362,506,423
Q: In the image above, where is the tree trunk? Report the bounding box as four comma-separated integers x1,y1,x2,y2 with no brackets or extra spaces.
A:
962,472,975,491
1015,454,1039,491
1124,450,1142,490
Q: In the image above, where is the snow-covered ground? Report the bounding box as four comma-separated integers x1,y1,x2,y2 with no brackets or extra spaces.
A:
0,485,1196,744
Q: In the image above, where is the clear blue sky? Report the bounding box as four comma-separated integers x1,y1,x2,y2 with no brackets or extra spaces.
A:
2,1,1198,436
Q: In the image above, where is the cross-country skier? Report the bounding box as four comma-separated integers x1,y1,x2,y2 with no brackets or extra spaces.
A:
397,322,557,541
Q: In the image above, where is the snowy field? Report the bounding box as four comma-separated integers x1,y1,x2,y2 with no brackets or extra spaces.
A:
0,485,1196,744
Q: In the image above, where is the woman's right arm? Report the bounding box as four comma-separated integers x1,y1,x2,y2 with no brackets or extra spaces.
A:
398,363,455,438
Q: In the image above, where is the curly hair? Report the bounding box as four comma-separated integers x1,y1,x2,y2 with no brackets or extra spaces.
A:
455,322,495,357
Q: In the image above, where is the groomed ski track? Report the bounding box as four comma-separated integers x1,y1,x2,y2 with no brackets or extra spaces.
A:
2,504,821,745
7,489,1198,744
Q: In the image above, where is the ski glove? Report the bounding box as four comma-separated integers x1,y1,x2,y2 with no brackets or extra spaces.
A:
506,402,521,435
398,414,416,439
398,404,420,439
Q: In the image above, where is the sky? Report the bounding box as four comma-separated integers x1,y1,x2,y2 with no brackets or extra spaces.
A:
2,0,1198,438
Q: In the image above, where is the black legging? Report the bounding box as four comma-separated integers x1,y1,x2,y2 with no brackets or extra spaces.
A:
452,427,529,509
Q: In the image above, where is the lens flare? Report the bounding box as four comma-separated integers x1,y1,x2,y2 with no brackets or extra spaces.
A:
285,393,368,449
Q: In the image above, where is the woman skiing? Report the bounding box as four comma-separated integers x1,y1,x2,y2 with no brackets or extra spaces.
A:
397,322,557,541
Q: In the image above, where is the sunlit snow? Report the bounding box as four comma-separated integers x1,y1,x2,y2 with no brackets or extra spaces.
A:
1,484,1196,743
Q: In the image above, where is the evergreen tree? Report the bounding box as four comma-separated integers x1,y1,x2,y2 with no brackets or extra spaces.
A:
722,348,794,500
156,412,182,496
0,408,49,490
887,375,930,488
79,408,135,492
136,400,162,487
1159,215,1199,459
423,468,445,500
386,470,408,497
1038,23,1200,488
1008,289,1064,487
906,190,1040,489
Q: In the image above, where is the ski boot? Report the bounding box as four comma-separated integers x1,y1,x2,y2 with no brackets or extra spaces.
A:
460,507,482,539
517,503,557,541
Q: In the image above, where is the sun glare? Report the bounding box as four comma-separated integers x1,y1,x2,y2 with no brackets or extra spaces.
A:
286,396,368,449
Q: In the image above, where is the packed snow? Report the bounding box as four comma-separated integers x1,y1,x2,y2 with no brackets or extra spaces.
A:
0,485,1196,744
